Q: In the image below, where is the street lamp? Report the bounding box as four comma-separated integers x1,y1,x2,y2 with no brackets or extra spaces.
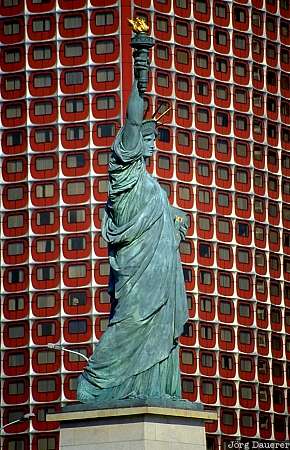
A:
0,413,35,432
47,343,89,362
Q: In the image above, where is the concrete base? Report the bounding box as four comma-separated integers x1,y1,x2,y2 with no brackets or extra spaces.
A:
47,405,217,450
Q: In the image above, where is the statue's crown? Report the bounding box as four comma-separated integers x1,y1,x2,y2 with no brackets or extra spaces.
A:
141,105,171,136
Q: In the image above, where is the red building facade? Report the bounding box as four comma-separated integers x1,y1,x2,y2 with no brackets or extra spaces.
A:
0,0,290,448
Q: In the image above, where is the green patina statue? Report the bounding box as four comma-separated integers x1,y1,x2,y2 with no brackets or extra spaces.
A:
77,19,189,405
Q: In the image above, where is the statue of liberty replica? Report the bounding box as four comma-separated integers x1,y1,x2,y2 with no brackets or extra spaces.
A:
77,18,189,405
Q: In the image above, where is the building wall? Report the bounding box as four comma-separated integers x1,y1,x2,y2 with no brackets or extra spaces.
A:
0,0,290,449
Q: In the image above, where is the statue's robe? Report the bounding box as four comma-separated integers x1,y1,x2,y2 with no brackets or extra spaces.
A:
77,130,188,402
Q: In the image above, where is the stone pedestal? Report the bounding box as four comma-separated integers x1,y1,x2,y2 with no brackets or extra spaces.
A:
47,405,217,450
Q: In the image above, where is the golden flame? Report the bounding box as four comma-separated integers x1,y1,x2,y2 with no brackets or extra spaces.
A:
128,17,149,33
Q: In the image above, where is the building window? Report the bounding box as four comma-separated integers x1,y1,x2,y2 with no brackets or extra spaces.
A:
96,40,114,55
36,294,56,309
97,124,116,138
4,49,20,63
68,264,86,278
64,43,83,58
36,211,54,226
68,209,85,224
176,75,189,91
36,267,55,281
95,12,114,26
96,68,115,83
64,15,83,29
32,18,51,32
196,0,207,13
96,96,116,110
35,129,53,143
33,46,52,60
65,71,84,85
37,322,55,337
68,319,87,334
221,354,233,370
35,184,54,198
33,73,52,88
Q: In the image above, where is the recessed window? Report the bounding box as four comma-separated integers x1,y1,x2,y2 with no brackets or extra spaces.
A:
32,18,51,32
4,21,20,35
199,243,211,258
5,105,22,119
221,354,233,370
95,12,114,26
198,216,211,231
37,350,56,364
7,186,24,201
5,76,21,91
8,324,25,338
176,49,189,64
36,239,55,253
37,378,56,393
220,327,232,342
36,210,54,226
196,54,209,69
238,276,250,291
97,123,116,138
67,181,85,196
36,293,56,309
68,209,85,224
35,128,53,143
68,319,87,334
176,75,189,92
64,43,83,58
200,296,212,312
216,139,229,154
36,266,55,281
218,246,230,261
96,96,116,110
65,70,84,85
96,40,114,55
216,85,229,100
68,264,86,278
4,49,20,63
35,184,54,198
176,21,188,36
34,101,53,116
33,46,52,60
6,295,25,311
219,273,231,288
67,236,85,251
196,0,207,13
201,352,213,367
239,330,251,344
215,2,226,18
37,322,55,337
7,241,24,256
68,291,87,306
96,67,115,82
217,218,230,234
64,15,83,29
200,270,212,285
220,299,232,315
8,352,25,367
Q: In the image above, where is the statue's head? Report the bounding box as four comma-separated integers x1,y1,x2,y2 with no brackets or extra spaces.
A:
141,105,171,158
141,119,157,158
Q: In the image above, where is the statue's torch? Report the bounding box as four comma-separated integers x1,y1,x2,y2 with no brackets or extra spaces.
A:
128,17,155,95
